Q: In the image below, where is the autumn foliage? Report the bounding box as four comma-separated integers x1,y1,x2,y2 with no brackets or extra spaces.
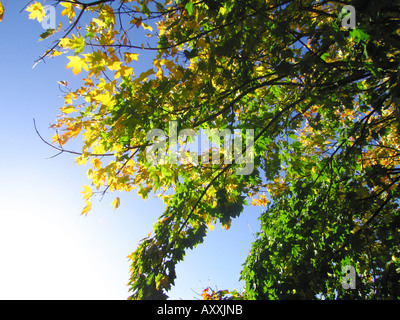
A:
3,0,399,299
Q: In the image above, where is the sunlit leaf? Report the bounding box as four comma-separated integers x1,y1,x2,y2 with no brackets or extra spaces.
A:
111,197,120,210
66,55,89,75
82,185,93,200
60,2,75,22
0,1,5,22
26,1,46,22
81,200,92,215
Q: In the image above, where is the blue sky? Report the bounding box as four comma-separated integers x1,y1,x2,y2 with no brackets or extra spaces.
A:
0,1,261,300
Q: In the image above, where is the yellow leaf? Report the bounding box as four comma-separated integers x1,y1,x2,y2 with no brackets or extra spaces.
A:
251,194,269,207
92,158,102,170
81,200,92,215
254,65,266,76
51,50,65,58
92,17,106,28
93,92,114,105
81,185,93,200
135,68,155,83
26,2,45,22
66,56,89,75
51,133,61,144
60,2,75,22
141,23,153,32
160,59,175,72
155,67,163,79
0,1,4,22
124,52,139,64
99,5,115,25
69,123,82,139
60,105,76,114
111,197,120,210
107,59,122,71
59,37,72,48
75,153,88,165
93,142,106,155
114,65,134,79
64,91,77,104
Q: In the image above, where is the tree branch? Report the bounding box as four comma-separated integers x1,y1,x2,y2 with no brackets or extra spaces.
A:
33,118,115,157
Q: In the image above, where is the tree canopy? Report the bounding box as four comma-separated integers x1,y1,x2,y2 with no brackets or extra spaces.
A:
5,0,400,299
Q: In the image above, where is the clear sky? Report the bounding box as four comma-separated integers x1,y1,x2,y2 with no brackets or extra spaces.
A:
0,0,261,300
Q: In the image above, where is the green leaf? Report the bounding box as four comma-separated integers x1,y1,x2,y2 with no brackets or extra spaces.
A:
185,1,194,15
349,28,370,43
39,28,55,41
70,35,85,54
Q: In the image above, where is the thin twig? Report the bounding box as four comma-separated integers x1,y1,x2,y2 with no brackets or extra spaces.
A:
33,118,115,157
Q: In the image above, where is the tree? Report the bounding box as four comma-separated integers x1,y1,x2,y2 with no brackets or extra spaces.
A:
8,0,400,299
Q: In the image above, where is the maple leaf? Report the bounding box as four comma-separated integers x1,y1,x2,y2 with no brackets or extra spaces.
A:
70,35,85,54
82,185,93,200
124,52,139,64
75,154,88,165
59,37,72,49
26,2,46,22
60,105,76,114
111,197,120,210
66,56,89,75
51,133,62,145
81,200,92,215
114,65,134,79
60,2,75,22
99,4,115,26
93,92,114,106
107,60,122,71
64,91,77,104
92,158,102,170
0,1,4,22
68,123,82,139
